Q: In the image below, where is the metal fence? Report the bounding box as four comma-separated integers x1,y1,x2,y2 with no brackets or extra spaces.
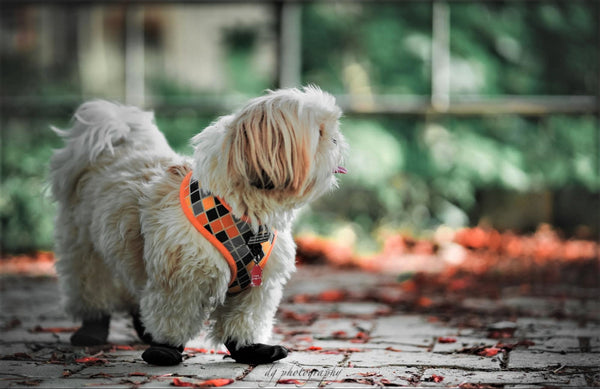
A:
1,0,598,117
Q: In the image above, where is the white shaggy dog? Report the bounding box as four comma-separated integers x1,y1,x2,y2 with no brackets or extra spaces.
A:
49,86,346,366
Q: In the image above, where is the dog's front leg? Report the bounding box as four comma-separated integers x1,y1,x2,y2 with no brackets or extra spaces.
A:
138,269,228,366
210,280,288,365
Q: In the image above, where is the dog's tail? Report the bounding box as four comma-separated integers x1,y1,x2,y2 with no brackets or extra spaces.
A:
49,100,157,202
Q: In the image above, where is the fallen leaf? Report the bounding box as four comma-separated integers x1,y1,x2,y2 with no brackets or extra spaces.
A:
479,347,501,357
90,372,113,378
75,356,107,365
358,372,380,377
385,346,402,352
0,352,33,360
423,374,444,383
307,346,322,351
31,326,79,333
112,345,135,351
438,337,457,343
350,331,369,343
318,289,345,302
331,330,348,339
172,378,196,387
172,378,234,387
277,379,305,385
379,378,403,386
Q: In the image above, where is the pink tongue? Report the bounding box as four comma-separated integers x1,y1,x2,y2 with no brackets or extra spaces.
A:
334,166,348,174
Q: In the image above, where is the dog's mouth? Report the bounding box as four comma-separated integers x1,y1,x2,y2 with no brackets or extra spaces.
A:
334,166,347,174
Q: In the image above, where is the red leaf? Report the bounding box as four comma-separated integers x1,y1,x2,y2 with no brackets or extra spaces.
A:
75,356,107,365
331,330,348,339
172,378,233,387
31,326,79,333
112,345,134,351
431,375,444,383
479,347,501,357
318,289,345,302
438,337,457,343
307,346,322,351
172,378,196,387
277,379,305,385
385,346,402,352
198,379,234,387
350,332,369,343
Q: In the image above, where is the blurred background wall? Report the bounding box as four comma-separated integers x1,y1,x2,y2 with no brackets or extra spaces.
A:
1,0,598,254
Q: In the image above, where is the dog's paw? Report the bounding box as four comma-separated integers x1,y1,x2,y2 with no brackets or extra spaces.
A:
227,342,289,365
70,316,110,346
142,344,183,366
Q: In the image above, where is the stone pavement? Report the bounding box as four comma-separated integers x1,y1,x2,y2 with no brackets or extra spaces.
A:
1,265,599,388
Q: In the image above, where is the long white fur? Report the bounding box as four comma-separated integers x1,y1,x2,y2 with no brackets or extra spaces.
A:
50,86,346,348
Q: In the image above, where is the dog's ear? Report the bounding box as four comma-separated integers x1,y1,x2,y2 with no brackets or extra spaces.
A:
227,100,311,195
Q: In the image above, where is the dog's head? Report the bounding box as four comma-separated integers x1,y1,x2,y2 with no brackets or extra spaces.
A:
192,86,346,223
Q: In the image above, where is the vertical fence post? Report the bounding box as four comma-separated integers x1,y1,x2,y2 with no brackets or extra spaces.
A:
432,0,450,112
277,1,301,89
125,5,145,107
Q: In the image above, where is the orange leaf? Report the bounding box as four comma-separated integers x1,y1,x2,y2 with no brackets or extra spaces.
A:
113,345,134,351
307,346,322,351
172,378,234,387
331,330,347,339
75,357,107,365
479,347,501,357
431,374,444,383
172,378,196,387
318,289,345,302
31,326,79,333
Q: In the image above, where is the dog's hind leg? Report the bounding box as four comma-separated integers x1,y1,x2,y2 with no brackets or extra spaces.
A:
54,219,130,346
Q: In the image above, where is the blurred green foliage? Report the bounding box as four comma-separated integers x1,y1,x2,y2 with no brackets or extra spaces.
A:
1,1,598,253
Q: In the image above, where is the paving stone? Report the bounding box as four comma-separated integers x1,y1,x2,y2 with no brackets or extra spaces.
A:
509,350,600,369
419,368,587,387
307,318,373,340
349,350,501,370
371,316,459,340
284,351,346,366
36,377,135,388
528,337,587,353
0,360,74,379
432,337,495,353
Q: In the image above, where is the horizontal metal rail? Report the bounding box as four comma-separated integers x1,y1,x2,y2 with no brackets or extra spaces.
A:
0,95,597,117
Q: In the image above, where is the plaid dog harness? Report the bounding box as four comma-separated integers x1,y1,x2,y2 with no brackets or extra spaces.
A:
179,172,276,294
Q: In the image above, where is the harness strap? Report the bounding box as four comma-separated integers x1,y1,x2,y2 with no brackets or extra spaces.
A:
179,172,276,294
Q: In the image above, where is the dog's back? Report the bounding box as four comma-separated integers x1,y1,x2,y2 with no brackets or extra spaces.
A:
49,101,182,317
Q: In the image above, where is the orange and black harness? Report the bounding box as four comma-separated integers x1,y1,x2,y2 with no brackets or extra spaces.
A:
179,172,276,295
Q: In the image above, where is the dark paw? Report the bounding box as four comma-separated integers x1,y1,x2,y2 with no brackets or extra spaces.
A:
142,343,184,366
71,315,110,346
226,341,288,365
